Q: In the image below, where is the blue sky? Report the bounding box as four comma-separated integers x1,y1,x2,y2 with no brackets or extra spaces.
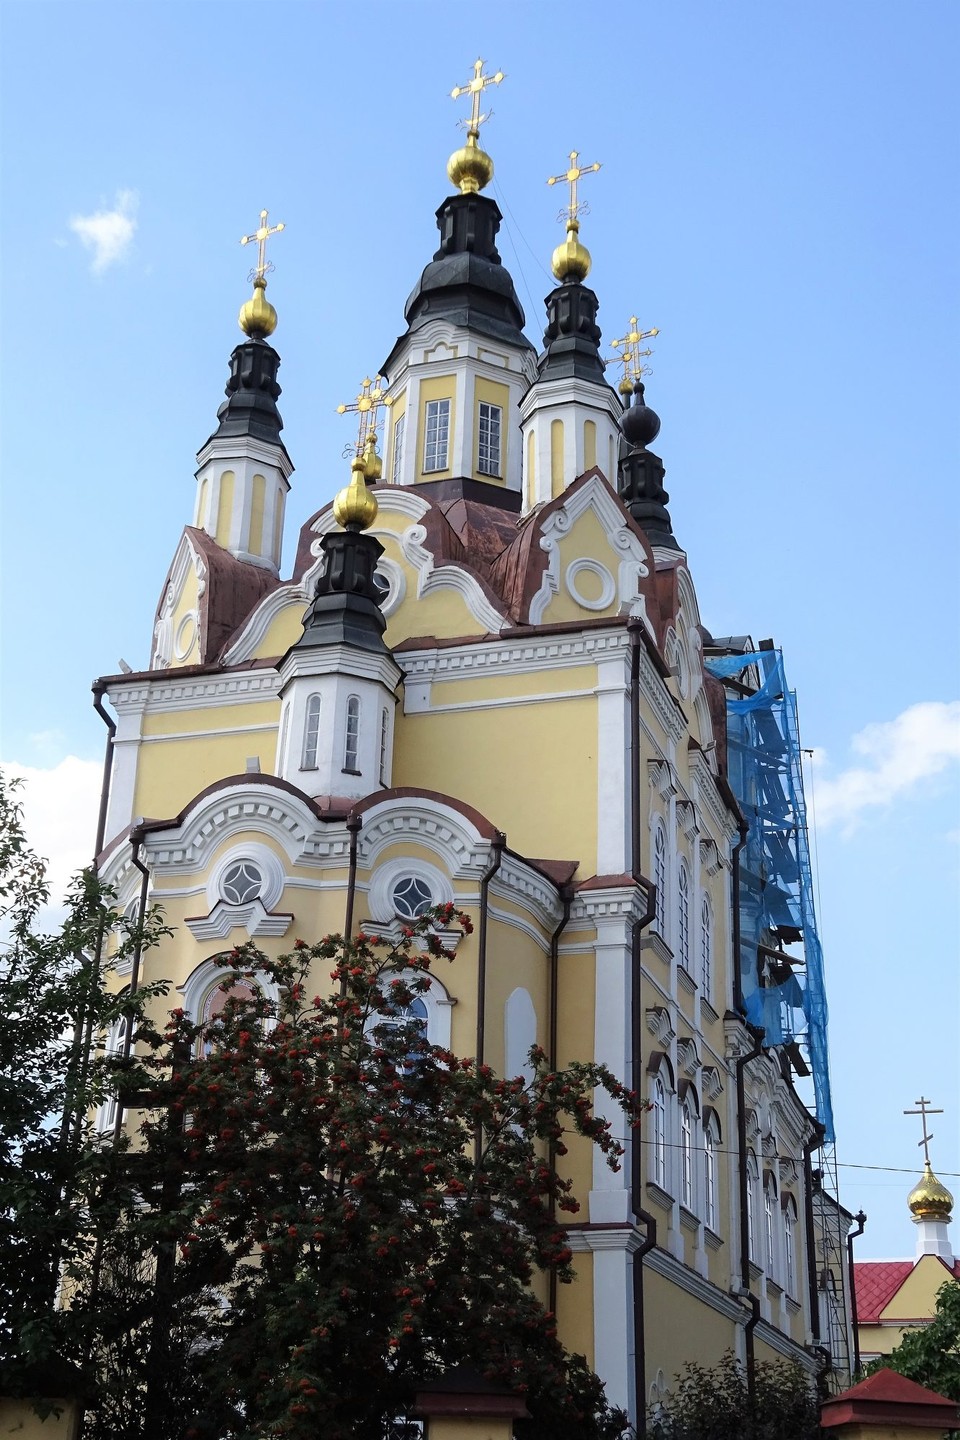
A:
1,0,958,1260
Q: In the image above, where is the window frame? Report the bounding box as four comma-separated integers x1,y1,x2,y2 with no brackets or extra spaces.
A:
343,694,361,773
391,412,405,485
700,893,713,999
652,820,667,937
302,693,322,770
477,400,502,477
677,858,690,971
422,398,451,474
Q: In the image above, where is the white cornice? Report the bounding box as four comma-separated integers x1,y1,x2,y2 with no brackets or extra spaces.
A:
107,669,281,716
644,1245,748,1322
221,584,310,667
518,374,622,424
195,432,294,480
574,884,649,926
397,626,630,682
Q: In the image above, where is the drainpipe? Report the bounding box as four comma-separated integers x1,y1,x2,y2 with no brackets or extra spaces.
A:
735,1029,765,1396
474,831,505,1166
475,831,506,1069
628,619,659,1436
803,1138,823,1351
343,814,363,946
846,1209,867,1379
92,682,117,862
547,884,573,1317
112,827,151,1146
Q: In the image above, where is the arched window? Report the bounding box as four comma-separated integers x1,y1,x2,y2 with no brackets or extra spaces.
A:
677,860,690,970
653,821,667,936
302,694,322,770
700,894,713,999
652,1076,667,1188
343,694,361,772
704,1113,720,1230
379,706,390,787
200,974,261,1055
680,1096,693,1208
219,860,263,906
391,412,405,485
783,1195,798,1293
764,1174,778,1278
99,1004,131,1133
746,1152,759,1260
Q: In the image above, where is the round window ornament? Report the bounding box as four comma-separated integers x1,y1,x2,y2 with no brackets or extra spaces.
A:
565,557,616,612
392,875,433,920
220,860,263,906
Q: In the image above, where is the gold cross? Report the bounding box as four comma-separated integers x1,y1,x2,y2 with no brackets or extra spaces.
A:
240,208,285,283
336,375,393,454
547,151,602,226
904,1096,943,1166
450,57,504,135
610,316,660,384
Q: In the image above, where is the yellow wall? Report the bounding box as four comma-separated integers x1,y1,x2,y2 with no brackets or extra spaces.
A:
248,473,266,557
215,470,235,547
644,1272,736,1383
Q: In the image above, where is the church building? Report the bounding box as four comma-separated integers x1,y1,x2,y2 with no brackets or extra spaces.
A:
93,62,850,1426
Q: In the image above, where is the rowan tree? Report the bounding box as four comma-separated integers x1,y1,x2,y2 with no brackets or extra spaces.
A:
84,912,646,1440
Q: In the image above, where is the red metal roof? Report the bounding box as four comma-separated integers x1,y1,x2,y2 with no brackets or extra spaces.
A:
855,1257,960,1323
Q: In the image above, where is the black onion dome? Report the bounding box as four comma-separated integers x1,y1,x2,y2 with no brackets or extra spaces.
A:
621,382,661,449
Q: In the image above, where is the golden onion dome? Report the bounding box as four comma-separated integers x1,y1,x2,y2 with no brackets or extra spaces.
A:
361,431,383,483
447,131,494,195
552,220,591,283
908,1162,954,1221
239,276,277,339
333,456,379,531
618,375,634,399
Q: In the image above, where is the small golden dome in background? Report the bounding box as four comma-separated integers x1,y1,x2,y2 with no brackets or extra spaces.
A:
908,1162,954,1221
361,431,383,483
618,375,634,398
447,132,494,194
333,456,379,531
239,277,277,339
552,221,591,283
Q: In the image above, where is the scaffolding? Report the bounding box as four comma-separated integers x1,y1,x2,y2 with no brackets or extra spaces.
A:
705,646,853,1386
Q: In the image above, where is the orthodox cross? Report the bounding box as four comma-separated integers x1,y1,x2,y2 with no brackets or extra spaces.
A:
904,1096,943,1165
450,57,504,134
337,375,392,454
611,317,660,383
547,151,602,226
240,208,285,283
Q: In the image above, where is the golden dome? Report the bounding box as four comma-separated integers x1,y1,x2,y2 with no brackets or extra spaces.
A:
908,1162,954,1221
552,220,591,283
333,456,379,531
239,276,277,339
361,431,383,483
618,375,634,398
447,131,494,194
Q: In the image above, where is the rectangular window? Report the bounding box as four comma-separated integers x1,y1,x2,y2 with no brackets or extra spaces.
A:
423,399,450,473
379,707,389,786
391,413,405,485
302,695,321,770
477,401,502,476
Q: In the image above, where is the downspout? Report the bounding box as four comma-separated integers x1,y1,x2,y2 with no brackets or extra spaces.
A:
474,830,505,1166
343,814,363,946
547,884,573,1317
846,1209,866,1378
112,827,151,1145
628,619,658,1436
92,682,116,862
803,1137,823,1349
735,1029,765,1396
475,831,506,1069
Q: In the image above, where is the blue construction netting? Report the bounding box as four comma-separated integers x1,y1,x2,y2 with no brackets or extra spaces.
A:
704,649,834,1143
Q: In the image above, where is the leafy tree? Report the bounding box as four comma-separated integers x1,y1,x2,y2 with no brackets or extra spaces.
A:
648,1353,820,1440
81,916,644,1440
0,770,167,1395
866,1278,960,1402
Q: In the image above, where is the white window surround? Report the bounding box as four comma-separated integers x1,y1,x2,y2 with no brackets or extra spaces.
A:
378,707,390,788
343,694,361,772
371,557,406,618
504,986,537,1085
391,412,405,485
366,856,454,927
782,1195,798,1294
700,893,713,999
704,1120,719,1231
205,843,285,915
677,859,691,972
97,1008,131,1133
652,819,668,937
651,1075,667,1190
423,398,451,473
746,1152,759,1261
302,694,322,770
369,965,454,1050
680,1096,694,1209
179,954,281,1025
477,401,502,477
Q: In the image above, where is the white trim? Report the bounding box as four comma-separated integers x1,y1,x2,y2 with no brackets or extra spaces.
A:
565,557,616,612
178,954,281,1022
107,670,281,716
185,899,293,941
527,475,651,628
398,522,506,633
366,855,453,925
221,583,311,666
369,964,454,1050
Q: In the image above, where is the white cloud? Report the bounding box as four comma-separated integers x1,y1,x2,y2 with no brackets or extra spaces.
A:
69,189,138,274
811,701,960,832
2,757,103,912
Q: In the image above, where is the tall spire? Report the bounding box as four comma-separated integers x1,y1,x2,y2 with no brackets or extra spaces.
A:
614,317,680,552
193,208,293,573
904,1097,953,1261
537,150,606,384
388,57,529,357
